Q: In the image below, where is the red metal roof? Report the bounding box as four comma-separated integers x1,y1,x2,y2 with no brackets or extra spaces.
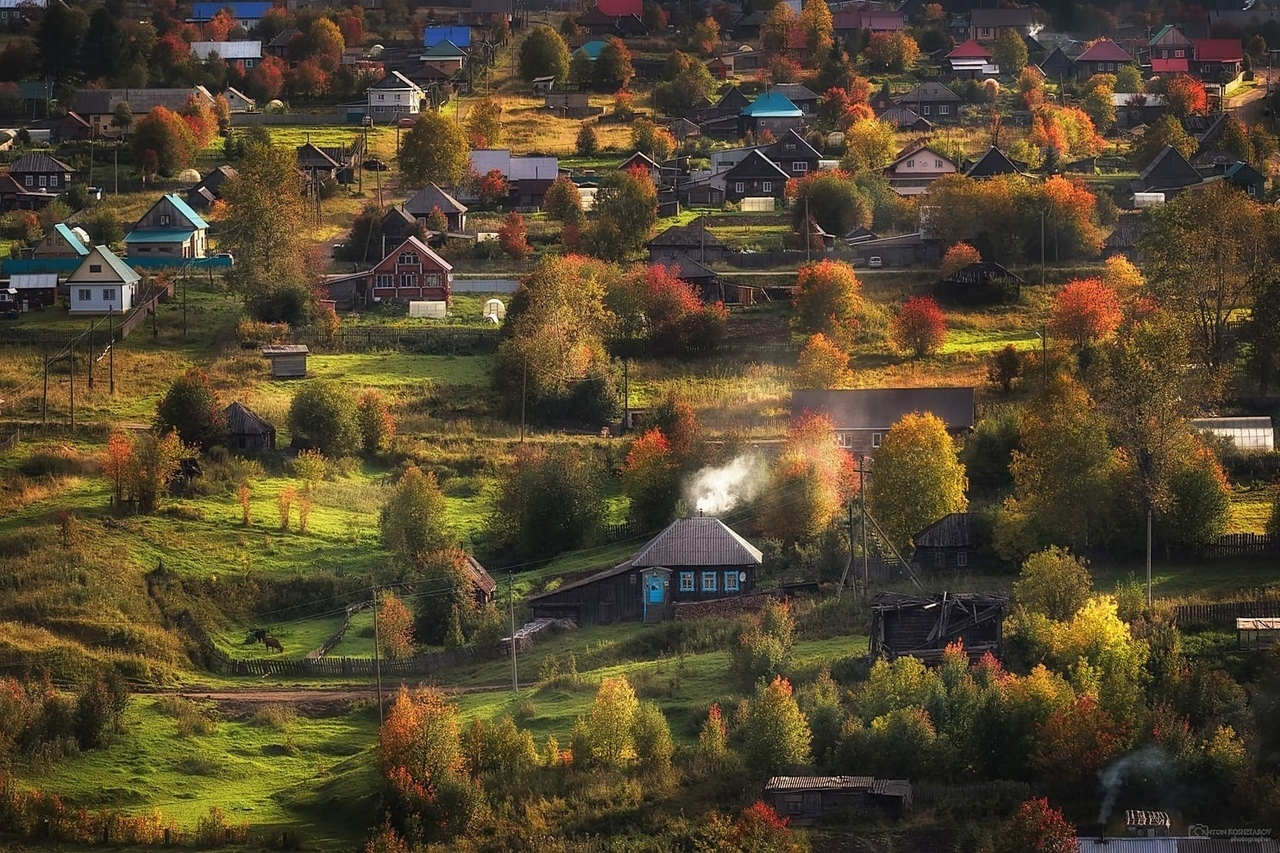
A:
946,38,991,59
1194,38,1243,62
1150,57,1189,73
596,0,640,16
1076,38,1134,62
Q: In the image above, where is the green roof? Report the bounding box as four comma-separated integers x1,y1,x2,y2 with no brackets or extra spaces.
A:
125,229,198,243
87,245,141,284
741,90,803,117
423,39,466,58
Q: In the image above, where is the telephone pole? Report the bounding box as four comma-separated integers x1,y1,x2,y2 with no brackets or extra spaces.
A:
509,572,518,693
372,585,383,728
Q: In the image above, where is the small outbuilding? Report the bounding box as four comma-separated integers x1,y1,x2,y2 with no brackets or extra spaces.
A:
1237,617,1280,651
764,776,912,823
224,401,276,453
911,512,981,572
466,555,498,608
870,591,1008,662
934,261,1023,305
262,344,309,378
1190,417,1274,452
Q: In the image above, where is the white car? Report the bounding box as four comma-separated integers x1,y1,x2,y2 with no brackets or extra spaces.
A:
868,256,883,268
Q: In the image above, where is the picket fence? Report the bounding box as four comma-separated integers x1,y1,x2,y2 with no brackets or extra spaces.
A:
1174,596,1280,627
1195,532,1277,559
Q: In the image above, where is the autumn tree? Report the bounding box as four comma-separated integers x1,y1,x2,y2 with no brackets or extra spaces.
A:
133,106,197,177
465,98,502,148
787,170,869,236
863,32,919,72
589,168,658,261
596,37,634,90
576,121,599,156
1017,66,1046,109
741,676,812,778
1158,73,1207,118
288,380,359,455
986,798,1079,853
689,18,720,55
760,2,795,51
892,296,947,357
940,242,981,279
761,412,854,544
519,24,571,82
1102,255,1144,300
866,412,968,552
1051,277,1122,346
1158,444,1230,551
839,118,898,174
399,111,469,188
102,431,133,505
378,592,415,659
126,430,190,512
572,675,640,768
494,443,608,558
542,175,583,223
356,389,396,455
630,117,676,160
497,211,532,260
792,259,865,346
380,466,452,561
1133,113,1196,164
1013,546,1091,621
155,368,227,452
408,547,479,647
799,0,833,53
378,687,480,839
653,51,717,117
794,333,853,389
988,344,1023,394
992,28,1028,75
623,429,680,530
1079,73,1117,133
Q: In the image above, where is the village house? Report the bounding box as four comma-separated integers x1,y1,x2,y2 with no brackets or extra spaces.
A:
969,7,1034,42
224,86,255,113
466,149,559,208
884,144,958,196
832,9,904,36
404,182,468,232
186,164,239,211
647,218,729,263
34,223,90,259
618,151,664,186
1192,38,1244,84
721,149,790,202
124,194,209,260
964,147,1026,180
944,39,995,78
528,517,763,625
911,512,984,572
66,245,140,315
1149,24,1192,74
190,41,262,70
895,81,961,122
73,87,216,135
1073,39,1135,81
879,105,932,131
770,83,820,117
739,90,805,138
187,1,272,29
9,274,59,309
765,776,913,823
8,152,74,194
367,71,425,120
762,128,821,179
1131,144,1205,196
464,555,498,608
651,255,723,303
322,235,452,309
423,25,471,48
421,39,467,74
224,401,276,453
1038,46,1075,81
378,206,425,250
790,387,976,452
267,27,300,59
935,261,1024,304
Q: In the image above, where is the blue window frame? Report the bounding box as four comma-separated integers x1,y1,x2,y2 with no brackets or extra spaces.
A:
701,571,717,592
679,571,694,592
724,572,740,592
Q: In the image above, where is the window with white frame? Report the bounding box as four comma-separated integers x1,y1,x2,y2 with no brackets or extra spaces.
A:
78,289,91,301
872,432,882,448
400,274,416,288
939,104,950,115
23,175,31,186
734,181,745,193
399,252,419,265
102,288,115,301
793,161,809,172
762,181,772,193
160,214,170,225
724,572,740,592
922,104,931,114
376,274,392,288
38,175,46,187
935,159,943,167
837,432,853,449
907,159,915,167
426,273,441,287
701,571,717,592
679,572,694,592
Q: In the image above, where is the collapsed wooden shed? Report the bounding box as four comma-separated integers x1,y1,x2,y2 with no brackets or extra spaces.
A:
869,591,1008,662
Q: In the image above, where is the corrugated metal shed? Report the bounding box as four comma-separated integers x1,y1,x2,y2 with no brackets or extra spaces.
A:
765,776,874,792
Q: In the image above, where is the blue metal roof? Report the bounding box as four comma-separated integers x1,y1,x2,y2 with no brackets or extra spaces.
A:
190,2,272,21
125,229,198,243
577,40,607,59
54,223,89,256
424,25,471,48
741,90,803,117
163,193,210,230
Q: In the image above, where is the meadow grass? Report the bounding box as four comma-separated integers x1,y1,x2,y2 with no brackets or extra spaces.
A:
1228,487,1272,534
305,353,495,388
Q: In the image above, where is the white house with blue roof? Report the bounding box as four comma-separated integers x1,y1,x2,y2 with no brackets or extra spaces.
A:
125,194,209,259
67,246,141,315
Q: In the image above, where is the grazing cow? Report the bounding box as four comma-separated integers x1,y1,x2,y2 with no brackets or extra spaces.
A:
250,629,268,644
264,635,283,653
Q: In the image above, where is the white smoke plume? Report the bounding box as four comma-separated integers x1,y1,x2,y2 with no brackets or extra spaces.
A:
685,455,768,516
1097,745,1176,826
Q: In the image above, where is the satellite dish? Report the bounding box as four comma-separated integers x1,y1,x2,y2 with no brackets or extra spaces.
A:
739,572,747,581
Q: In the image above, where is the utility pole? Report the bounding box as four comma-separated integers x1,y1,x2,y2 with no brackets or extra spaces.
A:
519,359,527,443
1145,507,1153,608
372,585,383,728
1040,209,1045,287
509,572,518,693
108,307,115,395
1040,325,1047,389
860,455,868,591
68,340,75,431
87,318,94,390
183,266,188,338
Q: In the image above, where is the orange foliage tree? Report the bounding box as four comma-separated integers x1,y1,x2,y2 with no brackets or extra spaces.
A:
102,431,134,505
1160,73,1207,118
761,411,856,543
940,242,981,278
1028,103,1104,160
378,591,415,660
891,295,947,357
792,259,865,346
1033,695,1123,787
1051,277,1122,345
986,798,1079,853
498,211,532,260
622,428,680,530
795,332,854,389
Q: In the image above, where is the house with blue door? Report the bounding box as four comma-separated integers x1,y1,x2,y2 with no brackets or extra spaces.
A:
529,517,763,625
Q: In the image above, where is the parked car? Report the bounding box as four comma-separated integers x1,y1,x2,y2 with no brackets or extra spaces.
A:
869,256,883,268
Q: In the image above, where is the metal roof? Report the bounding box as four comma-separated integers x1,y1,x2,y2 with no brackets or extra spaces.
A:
1076,38,1134,62
422,39,466,58
405,182,468,216
125,229,198,243
1190,417,1273,430
791,388,976,431
191,40,262,60
10,152,73,174
424,25,471,48
54,223,89,256
189,1,272,20
765,776,875,792
262,345,310,355
741,90,803,117
629,517,763,568
9,273,58,288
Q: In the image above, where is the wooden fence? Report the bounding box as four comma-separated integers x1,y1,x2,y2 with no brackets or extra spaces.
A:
117,292,163,339
1174,596,1280,627
304,599,368,662
296,325,500,355
1195,532,1277,559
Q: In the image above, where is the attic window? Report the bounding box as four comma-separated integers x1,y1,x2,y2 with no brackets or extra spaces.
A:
398,252,420,265
89,264,102,273
160,214,171,226
907,159,915,167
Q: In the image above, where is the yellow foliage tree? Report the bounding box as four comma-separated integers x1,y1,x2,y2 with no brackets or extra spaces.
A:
865,412,968,551
795,333,854,389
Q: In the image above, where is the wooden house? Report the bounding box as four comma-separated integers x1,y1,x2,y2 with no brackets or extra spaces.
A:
1222,160,1266,198
647,218,729,263
762,128,821,180
879,105,931,132
1149,24,1192,74
322,235,452,309
1193,38,1243,84
869,591,1008,662
1074,39,1135,81
186,164,238,210
421,39,466,74
943,39,994,79
34,223,90,259
738,90,805,138
379,205,425,249
67,246,139,315
722,150,790,202
404,182,468,232
297,143,342,183
651,255,722,303
968,7,1033,42
224,401,276,453
935,261,1024,305
911,512,982,572
465,555,498,607
790,387,975,452
765,776,913,823
262,345,309,378
964,147,1026,179
1132,144,1204,196
885,144,957,196
529,517,763,625
1038,46,1075,82
895,82,961,123
8,152,74,193
9,273,59,309
770,83,820,117
124,193,209,259
618,150,663,185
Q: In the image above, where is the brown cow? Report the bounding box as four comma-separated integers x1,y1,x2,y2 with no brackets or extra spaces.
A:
263,635,283,653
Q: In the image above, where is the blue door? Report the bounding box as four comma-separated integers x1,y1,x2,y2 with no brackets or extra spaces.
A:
647,576,664,604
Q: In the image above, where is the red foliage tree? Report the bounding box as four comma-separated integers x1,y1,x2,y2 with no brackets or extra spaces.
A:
891,295,947,357
623,428,679,529
152,33,190,70
132,106,197,177
287,59,329,98
498,211,532,260
476,169,509,206
248,55,286,100
731,802,801,851
1161,73,1208,118
986,798,1079,853
336,13,364,46
1033,695,1123,787
792,259,865,346
940,242,981,278
1051,277,1122,345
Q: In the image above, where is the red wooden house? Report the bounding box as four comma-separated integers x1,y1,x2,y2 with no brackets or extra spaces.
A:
323,235,452,309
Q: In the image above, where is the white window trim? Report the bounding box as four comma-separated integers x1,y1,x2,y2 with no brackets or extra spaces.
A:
872,432,882,448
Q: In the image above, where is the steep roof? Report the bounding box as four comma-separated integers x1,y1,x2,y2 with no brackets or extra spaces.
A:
422,39,466,59
629,517,764,568
73,245,141,285
268,26,301,48
712,86,751,112
649,218,728,249
465,555,497,595
53,223,89,256
762,127,821,161
1149,24,1191,47
964,146,1025,178
1194,38,1242,62
224,401,274,436
946,39,991,59
724,149,791,180
912,512,975,548
898,81,961,103
741,90,803,117
790,388,976,431
888,144,955,171
1076,38,1133,63
381,205,419,231
162,193,209,229
297,142,342,169
371,71,422,90
1137,144,1202,189
771,82,819,103
10,152,73,173
879,105,932,130
385,235,453,272
404,182,468,216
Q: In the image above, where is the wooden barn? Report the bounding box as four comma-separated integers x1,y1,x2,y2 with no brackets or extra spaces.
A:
791,388,975,453
934,261,1023,305
224,401,276,453
465,555,498,608
765,776,912,823
529,517,762,625
911,512,984,572
869,592,1008,662
262,345,309,378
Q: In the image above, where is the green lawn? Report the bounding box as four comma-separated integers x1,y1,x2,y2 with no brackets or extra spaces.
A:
306,353,495,388
939,328,1042,355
